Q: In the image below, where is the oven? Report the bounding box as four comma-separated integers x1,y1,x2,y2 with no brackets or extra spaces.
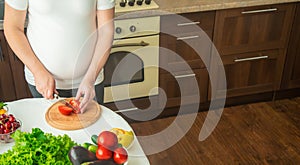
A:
103,16,160,103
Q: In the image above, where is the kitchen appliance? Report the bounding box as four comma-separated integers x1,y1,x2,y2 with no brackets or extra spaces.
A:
103,16,160,103
115,0,159,13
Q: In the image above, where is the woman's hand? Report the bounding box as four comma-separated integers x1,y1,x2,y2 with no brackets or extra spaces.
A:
75,78,96,113
34,70,56,99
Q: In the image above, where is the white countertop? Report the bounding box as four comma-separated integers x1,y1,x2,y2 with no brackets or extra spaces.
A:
0,98,149,165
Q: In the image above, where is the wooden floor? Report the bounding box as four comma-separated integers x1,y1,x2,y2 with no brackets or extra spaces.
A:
130,97,300,164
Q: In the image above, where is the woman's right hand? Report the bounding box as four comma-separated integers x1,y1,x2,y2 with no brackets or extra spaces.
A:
33,70,56,99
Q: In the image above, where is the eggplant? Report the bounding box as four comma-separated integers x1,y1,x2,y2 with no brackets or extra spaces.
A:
81,160,118,165
68,146,98,165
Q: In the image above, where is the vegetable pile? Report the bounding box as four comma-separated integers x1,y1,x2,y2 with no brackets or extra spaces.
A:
69,130,129,165
0,128,78,165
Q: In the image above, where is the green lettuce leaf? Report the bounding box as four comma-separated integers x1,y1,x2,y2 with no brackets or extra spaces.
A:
0,128,78,165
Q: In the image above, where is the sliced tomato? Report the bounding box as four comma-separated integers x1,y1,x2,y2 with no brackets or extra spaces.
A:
69,99,81,113
58,105,73,115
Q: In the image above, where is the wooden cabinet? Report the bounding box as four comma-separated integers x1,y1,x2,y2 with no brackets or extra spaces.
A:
0,31,16,101
159,11,215,108
159,68,208,108
281,3,300,89
214,3,295,55
7,43,32,99
215,49,286,98
160,32,207,72
160,12,214,72
0,30,31,102
212,3,295,99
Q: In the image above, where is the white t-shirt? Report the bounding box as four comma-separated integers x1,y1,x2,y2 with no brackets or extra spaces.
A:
5,0,115,89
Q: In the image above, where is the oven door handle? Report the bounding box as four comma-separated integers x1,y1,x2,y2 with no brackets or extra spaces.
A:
111,41,149,48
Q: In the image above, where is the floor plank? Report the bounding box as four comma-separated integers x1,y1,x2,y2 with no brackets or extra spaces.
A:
130,97,300,164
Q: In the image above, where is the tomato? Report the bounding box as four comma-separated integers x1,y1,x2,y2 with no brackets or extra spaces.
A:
96,145,113,160
98,131,118,150
58,105,73,115
113,147,128,164
69,99,81,113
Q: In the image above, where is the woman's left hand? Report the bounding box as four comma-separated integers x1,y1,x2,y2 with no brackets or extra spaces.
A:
75,78,95,113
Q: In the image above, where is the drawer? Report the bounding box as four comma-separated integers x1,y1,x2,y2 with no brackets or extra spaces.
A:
161,11,215,37
159,68,209,108
213,3,295,55
210,49,286,98
160,30,212,73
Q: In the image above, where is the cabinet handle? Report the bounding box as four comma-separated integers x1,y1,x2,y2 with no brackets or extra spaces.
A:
175,73,196,79
0,45,4,62
115,107,139,113
234,55,269,62
177,35,199,41
241,8,277,14
177,21,200,26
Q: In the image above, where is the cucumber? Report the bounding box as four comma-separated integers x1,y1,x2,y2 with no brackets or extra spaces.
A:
81,142,92,149
91,135,98,145
88,144,98,154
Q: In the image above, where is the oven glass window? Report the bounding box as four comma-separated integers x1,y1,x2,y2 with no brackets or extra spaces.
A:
103,51,144,87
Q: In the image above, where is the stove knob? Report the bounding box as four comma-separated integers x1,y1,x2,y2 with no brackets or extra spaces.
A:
136,0,143,5
115,27,122,34
129,25,136,32
128,0,135,6
120,0,126,7
145,0,151,5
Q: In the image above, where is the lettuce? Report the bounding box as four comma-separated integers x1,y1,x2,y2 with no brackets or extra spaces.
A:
0,128,78,165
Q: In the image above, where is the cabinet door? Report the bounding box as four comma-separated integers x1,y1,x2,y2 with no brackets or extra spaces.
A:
7,44,32,99
214,3,295,55
160,11,215,73
160,32,210,72
212,49,285,98
159,68,208,108
281,3,300,89
161,12,215,37
0,31,16,101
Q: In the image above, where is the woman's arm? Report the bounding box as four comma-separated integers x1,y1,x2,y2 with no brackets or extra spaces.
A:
4,3,56,99
76,8,115,111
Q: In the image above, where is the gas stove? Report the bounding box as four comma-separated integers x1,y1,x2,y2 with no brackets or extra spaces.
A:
115,0,159,13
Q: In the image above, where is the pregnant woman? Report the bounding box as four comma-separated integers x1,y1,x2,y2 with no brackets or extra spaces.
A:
4,0,115,112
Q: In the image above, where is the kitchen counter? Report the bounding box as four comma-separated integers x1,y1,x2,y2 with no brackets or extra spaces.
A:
115,0,300,18
155,0,300,13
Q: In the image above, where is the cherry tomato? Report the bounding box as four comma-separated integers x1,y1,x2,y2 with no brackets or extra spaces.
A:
96,145,113,160
98,131,118,150
58,105,73,115
113,147,128,164
69,99,81,113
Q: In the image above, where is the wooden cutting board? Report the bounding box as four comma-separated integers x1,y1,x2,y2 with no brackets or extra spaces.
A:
45,99,101,130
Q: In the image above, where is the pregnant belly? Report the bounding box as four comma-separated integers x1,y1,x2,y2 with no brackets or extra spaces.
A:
43,56,91,80
29,29,97,80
